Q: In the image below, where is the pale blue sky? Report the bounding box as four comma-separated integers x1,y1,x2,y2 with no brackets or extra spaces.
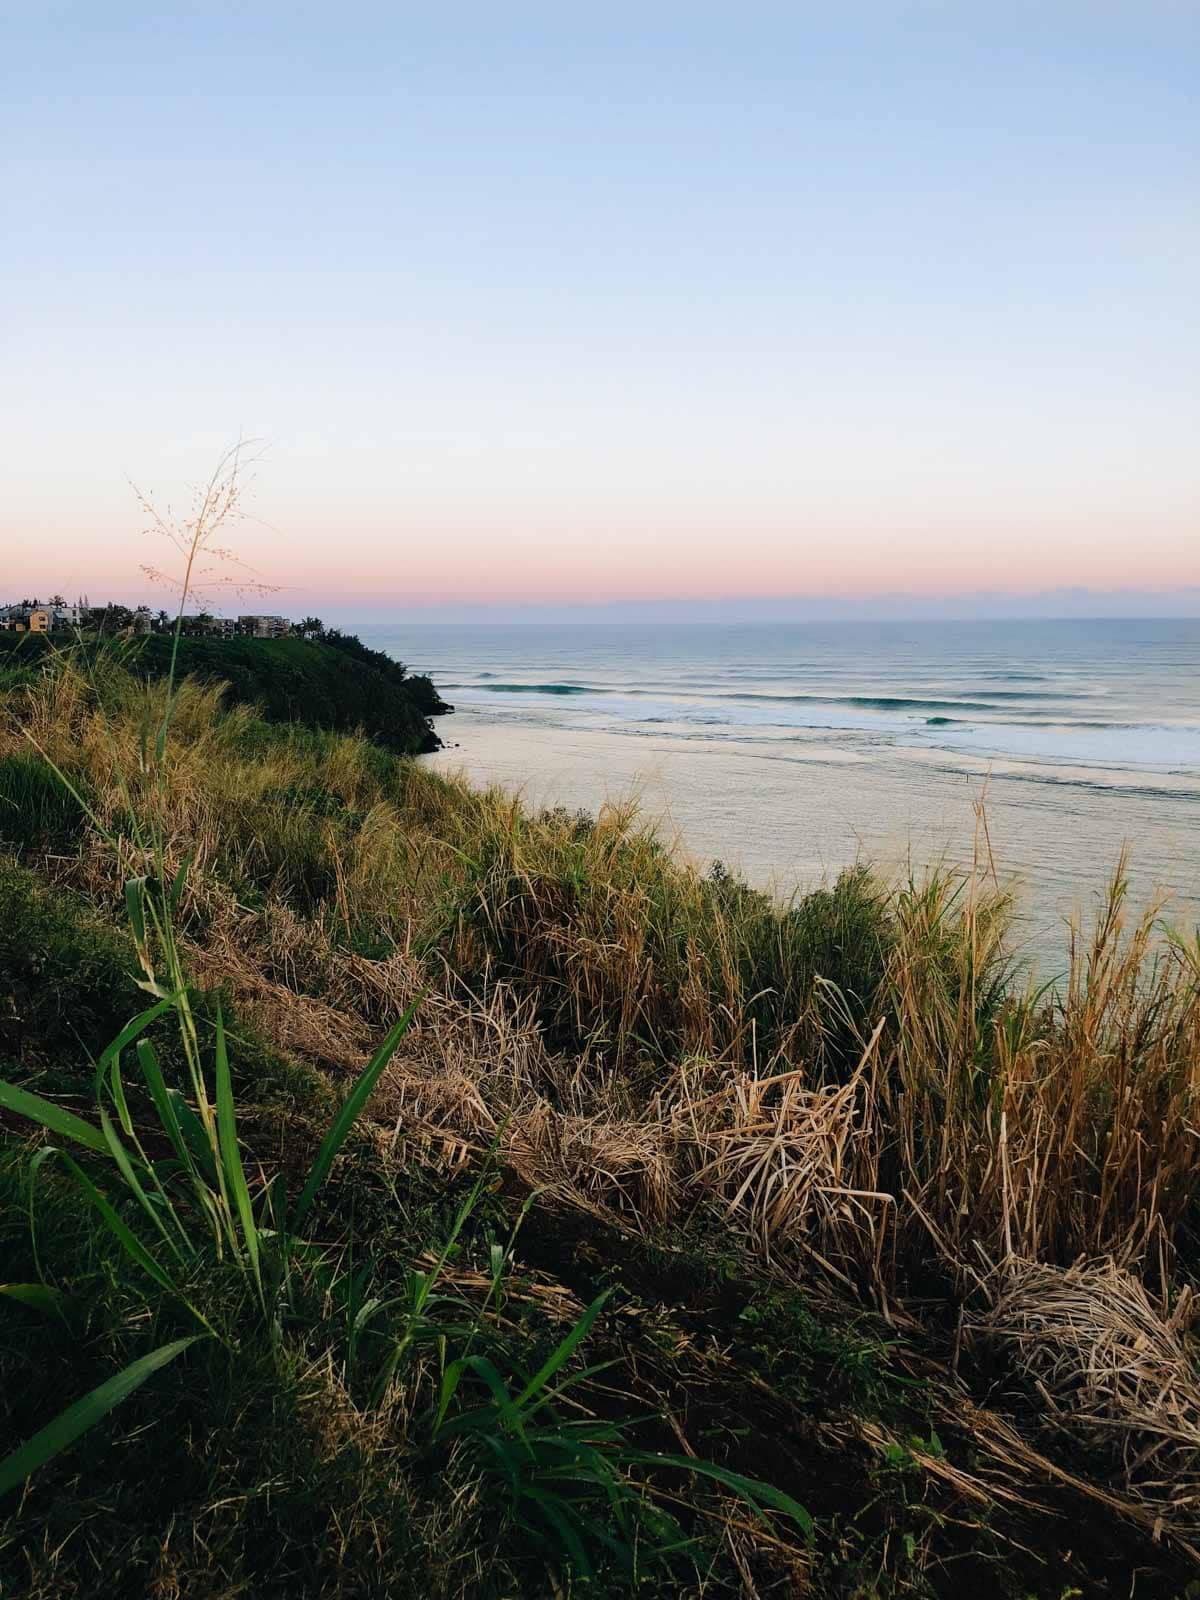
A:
4,3,1198,619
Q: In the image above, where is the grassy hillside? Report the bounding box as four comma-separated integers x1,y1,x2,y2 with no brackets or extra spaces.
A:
1,652,1199,1598
0,630,450,753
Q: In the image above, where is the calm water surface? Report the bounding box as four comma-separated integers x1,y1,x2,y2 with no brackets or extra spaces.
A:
365,619,1200,968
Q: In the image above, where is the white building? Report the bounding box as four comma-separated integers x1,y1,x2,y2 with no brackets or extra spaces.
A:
238,614,290,638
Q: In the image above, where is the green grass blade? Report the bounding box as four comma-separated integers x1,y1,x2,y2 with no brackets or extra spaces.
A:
123,874,150,967
136,1039,194,1177
213,1003,262,1298
0,1284,65,1317
529,1358,620,1416
439,1354,520,1436
572,1501,659,1565
98,1110,187,1265
0,1336,202,1497
92,997,175,1098
166,1087,219,1181
57,1151,180,1298
0,1081,107,1154
510,1289,612,1415
521,1488,594,1578
414,1154,493,1317
167,850,194,915
623,1450,814,1538
106,1054,133,1137
432,1356,473,1432
57,1151,216,1334
477,1431,524,1495
292,997,420,1229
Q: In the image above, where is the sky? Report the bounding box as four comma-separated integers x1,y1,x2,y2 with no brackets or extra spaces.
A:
3,2,1198,622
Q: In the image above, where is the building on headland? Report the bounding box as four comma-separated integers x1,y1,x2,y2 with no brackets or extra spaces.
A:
238,614,290,638
0,605,50,632
2,599,296,638
1,598,91,631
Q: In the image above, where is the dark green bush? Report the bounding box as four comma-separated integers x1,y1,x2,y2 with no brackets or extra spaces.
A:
134,634,445,753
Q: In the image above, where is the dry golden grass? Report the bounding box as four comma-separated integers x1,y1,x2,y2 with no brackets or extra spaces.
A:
8,656,1200,1291
866,866,1200,1288
6,648,1200,1553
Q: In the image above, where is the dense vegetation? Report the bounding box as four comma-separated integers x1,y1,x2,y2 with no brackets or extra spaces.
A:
0,629,450,753
2,643,1199,1598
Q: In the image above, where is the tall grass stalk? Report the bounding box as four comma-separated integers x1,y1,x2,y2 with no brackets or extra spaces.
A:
0,446,420,1481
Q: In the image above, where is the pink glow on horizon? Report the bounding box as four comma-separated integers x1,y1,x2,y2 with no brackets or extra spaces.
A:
6,520,1200,612
5,449,1198,613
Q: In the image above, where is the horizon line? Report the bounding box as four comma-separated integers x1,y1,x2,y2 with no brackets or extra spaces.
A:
360,611,1200,626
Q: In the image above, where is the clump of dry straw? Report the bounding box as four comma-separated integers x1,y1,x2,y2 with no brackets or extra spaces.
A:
973,1256,1200,1530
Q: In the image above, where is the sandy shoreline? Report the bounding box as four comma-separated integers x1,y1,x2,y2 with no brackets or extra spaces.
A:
429,707,1200,970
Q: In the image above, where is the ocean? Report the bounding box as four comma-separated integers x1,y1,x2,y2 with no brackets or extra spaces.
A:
364,618,1200,967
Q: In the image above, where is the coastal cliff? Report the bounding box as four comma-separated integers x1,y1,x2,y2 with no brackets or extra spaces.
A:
0,628,452,753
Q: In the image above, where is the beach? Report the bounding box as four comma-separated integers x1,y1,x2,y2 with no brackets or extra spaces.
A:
375,617,1200,964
